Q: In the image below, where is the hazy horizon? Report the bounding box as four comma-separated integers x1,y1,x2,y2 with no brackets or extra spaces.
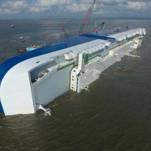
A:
0,17,151,21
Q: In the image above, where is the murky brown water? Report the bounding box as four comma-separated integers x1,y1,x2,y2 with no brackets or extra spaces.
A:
0,19,151,151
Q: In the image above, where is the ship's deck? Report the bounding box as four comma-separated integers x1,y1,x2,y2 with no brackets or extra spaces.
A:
0,33,115,82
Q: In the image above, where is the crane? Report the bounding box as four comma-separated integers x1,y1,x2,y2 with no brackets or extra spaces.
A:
79,0,97,34
92,22,106,33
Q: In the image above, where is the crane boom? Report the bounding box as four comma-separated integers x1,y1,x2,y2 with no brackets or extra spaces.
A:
79,0,97,34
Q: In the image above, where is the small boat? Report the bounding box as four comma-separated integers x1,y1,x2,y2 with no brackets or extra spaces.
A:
26,45,41,52
10,24,15,28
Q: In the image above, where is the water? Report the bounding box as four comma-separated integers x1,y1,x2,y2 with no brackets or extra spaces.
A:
0,19,151,151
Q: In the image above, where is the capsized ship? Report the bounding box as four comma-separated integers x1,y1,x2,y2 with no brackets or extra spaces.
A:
0,28,146,116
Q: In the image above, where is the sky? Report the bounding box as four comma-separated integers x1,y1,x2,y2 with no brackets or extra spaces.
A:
0,0,151,19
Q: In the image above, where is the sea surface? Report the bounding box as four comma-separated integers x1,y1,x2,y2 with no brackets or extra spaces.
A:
0,18,151,151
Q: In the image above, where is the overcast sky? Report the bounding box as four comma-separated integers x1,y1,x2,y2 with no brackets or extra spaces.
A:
0,0,151,19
